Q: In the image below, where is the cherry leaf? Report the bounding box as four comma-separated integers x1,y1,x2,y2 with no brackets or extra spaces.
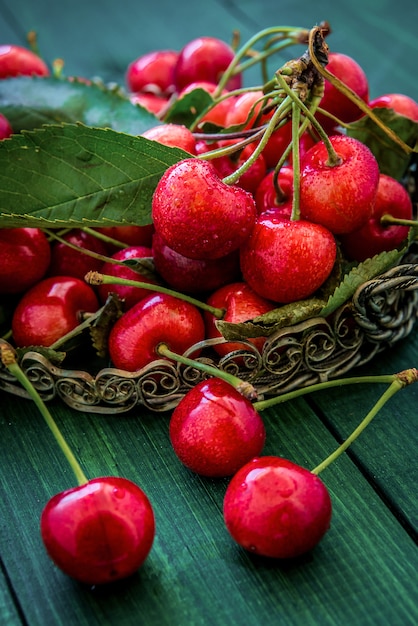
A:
0,123,191,228
0,76,159,134
121,257,161,281
15,346,67,366
319,246,407,318
164,88,215,127
216,297,328,340
89,293,124,359
346,108,418,180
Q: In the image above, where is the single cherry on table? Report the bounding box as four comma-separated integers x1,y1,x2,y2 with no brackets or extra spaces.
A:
41,476,156,586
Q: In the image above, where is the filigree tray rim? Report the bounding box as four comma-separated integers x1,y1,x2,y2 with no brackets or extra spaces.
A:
1,256,417,413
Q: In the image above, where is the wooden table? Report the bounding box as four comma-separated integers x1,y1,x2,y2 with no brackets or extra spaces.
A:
1,1,417,624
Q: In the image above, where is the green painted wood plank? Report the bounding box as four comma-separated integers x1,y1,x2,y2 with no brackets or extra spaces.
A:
0,0,256,86
307,327,418,535
0,563,23,626
1,0,417,97
229,0,418,98
1,388,417,626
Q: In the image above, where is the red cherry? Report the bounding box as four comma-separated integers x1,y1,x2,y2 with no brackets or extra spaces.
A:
204,281,275,357
339,173,414,261
40,476,155,585
287,130,319,168
96,224,154,251
368,93,418,122
129,92,170,115
97,245,157,310
142,123,197,153
152,231,240,294
126,49,178,95
174,36,241,92
12,276,99,347
224,90,273,130
48,229,109,280
299,135,380,234
169,378,266,477
211,141,267,195
260,120,293,170
0,44,50,78
151,158,257,260
240,215,337,304
108,292,205,371
315,52,369,131
0,112,12,139
254,167,294,216
223,456,332,559
178,81,234,127
0,228,51,295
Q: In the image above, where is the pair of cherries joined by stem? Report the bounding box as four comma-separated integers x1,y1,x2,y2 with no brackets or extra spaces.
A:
168,371,418,560
2,338,416,582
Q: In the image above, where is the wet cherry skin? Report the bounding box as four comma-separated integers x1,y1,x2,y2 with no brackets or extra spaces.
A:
169,378,266,478
223,456,332,559
40,476,155,585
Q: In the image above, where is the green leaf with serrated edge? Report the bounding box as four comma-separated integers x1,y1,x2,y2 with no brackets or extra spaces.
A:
215,249,344,340
121,257,161,281
346,108,418,180
319,246,407,318
164,88,215,127
0,123,191,228
15,346,67,366
216,297,328,340
0,76,160,134
89,293,124,359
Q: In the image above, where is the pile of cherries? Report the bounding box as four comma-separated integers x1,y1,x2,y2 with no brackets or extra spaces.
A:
0,26,417,586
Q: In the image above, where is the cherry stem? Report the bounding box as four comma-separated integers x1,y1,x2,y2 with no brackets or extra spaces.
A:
290,100,301,220
221,96,293,186
84,271,225,319
380,214,418,228
311,368,418,474
214,26,309,97
274,68,341,168
233,38,303,79
43,228,118,266
253,373,398,412
81,226,128,249
156,342,258,401
188,85,266,133
26,30,41,56
0,340,89,486
308,26,413,155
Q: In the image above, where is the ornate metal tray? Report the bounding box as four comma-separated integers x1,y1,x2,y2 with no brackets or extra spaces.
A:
1,247,417,413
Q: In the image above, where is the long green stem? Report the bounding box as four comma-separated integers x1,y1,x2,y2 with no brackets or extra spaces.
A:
254,374,396,412
308,26,413,155
0,341,88,486
274,70,341,167
81,226,128,250
43,228,116,266
84,271,225,319
290,101,301,220
214,26,309,97
156,343,258,401
380,215,418,228
221,96,293,186
311,369,418,474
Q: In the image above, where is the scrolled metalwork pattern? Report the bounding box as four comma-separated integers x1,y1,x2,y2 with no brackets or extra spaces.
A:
1,259,417,413
352,262,418,343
